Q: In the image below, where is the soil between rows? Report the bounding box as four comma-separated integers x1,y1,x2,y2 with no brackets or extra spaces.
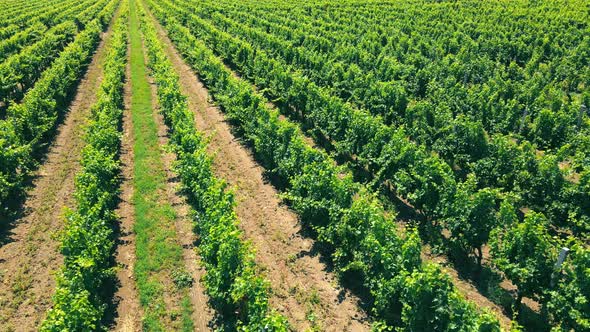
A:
111,52,142,332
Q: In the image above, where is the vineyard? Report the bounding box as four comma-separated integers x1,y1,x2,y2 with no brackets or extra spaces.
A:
0,0,587,331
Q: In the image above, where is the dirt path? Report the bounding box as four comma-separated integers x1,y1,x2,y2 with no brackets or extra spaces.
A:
148,10,370,332
111,58,142,332
0,15,118,332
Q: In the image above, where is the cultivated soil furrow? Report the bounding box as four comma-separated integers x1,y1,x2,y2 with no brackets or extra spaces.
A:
148,11,370,332
112,59,142,332
0,15,118,332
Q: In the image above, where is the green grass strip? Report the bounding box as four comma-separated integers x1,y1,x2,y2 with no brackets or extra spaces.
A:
128,0,193,330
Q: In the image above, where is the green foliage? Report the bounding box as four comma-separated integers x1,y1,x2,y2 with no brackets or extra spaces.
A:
445,176,502,265
163,0,590,241
546,242,590,331
41,283,102,331
285,160,354,231
434,116,489,171
148,0,589,269
0,0,119,216
172,269,194,289
490,212,557,305
0,22,46,64
326,190,422,281
372,264,501,331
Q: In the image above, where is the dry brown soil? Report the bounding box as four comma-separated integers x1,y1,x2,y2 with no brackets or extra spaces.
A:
111,57,143,332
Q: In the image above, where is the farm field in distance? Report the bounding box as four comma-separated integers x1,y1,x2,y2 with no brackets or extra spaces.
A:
0,0,587,331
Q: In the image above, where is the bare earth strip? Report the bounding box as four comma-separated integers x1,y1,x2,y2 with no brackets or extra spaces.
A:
0,14,119,332
148,10,370,332
111,58,143,332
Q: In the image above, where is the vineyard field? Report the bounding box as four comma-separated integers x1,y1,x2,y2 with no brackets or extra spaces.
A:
0,0,587,331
